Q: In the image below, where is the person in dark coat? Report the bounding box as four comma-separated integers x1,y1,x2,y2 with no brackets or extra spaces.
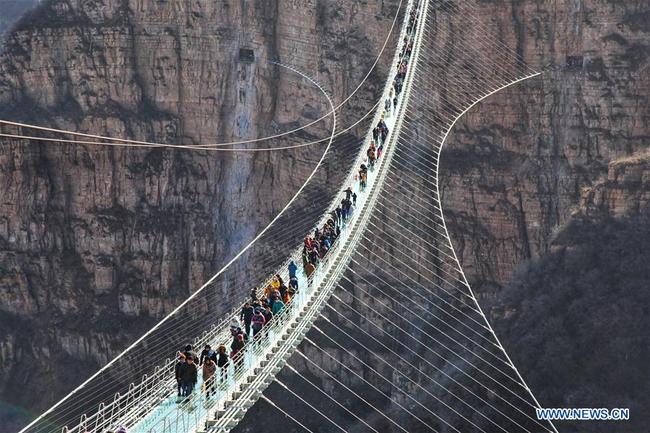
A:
289,275,299,291
263,306,274,325
308,248,319,265
250,287,259,303
174,354,185,397
216,344,229,383
199,344,213,366
279,283,289,303
230,334,246,372
178,355,198,397
335,206,342,222
240,302,254,337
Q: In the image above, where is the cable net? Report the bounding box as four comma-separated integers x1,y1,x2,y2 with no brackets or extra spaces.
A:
233,0,557,432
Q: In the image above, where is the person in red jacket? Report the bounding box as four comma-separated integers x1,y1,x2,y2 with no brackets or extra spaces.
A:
251,308,266,337
230,333,245,373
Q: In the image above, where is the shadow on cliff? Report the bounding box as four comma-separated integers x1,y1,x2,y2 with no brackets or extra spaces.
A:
490,213,650,433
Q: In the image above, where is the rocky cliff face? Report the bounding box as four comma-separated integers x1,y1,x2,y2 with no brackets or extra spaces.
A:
439,1,649,431
441,0,650,296
0,0,400,429
1,0,649,431
580,152,650,217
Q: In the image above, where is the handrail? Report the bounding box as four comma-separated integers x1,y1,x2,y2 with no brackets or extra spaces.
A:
58,1,420,432
202,0,425,430
155,175,367,433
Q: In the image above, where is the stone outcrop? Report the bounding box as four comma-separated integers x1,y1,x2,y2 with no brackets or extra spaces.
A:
580,151,650,217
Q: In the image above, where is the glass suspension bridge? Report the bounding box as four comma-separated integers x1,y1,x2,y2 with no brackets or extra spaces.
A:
11,0,558,432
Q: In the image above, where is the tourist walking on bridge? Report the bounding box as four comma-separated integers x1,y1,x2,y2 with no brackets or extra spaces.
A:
263,283,274,302
279,278,289,300
240,302,254,336
344,187,353,201
288,260,298,279
229,317,242,336
270,274,282,293
330,209,339,226
367,144,376,168
230,333,245,371
308,246,319,264
272,298,285,315
199,344,213,366
178,355,198,398
216,345,229,383
359,164,368,190
385,92,392,115
263,305,273,324
283,286,295,304
378,119,389,144
202,356,217,398
174,354,185,398
251,308,266,337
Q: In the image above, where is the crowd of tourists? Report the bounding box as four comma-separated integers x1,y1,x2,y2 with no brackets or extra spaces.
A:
97,16,423,433
170,0,422,405
171,207,352,401
86,5,422,433
172,268,300,400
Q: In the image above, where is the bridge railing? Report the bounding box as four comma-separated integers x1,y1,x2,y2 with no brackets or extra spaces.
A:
126,206,363,432
66,259,297,433
139,252,329,432
64,266,287,433
67,206,359,433
59,0,421,431
151,1,423,429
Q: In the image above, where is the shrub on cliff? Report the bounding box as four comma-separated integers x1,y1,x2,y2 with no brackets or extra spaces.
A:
492,214,650,433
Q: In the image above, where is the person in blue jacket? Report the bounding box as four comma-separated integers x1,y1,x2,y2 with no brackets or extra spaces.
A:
288,260,298,279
